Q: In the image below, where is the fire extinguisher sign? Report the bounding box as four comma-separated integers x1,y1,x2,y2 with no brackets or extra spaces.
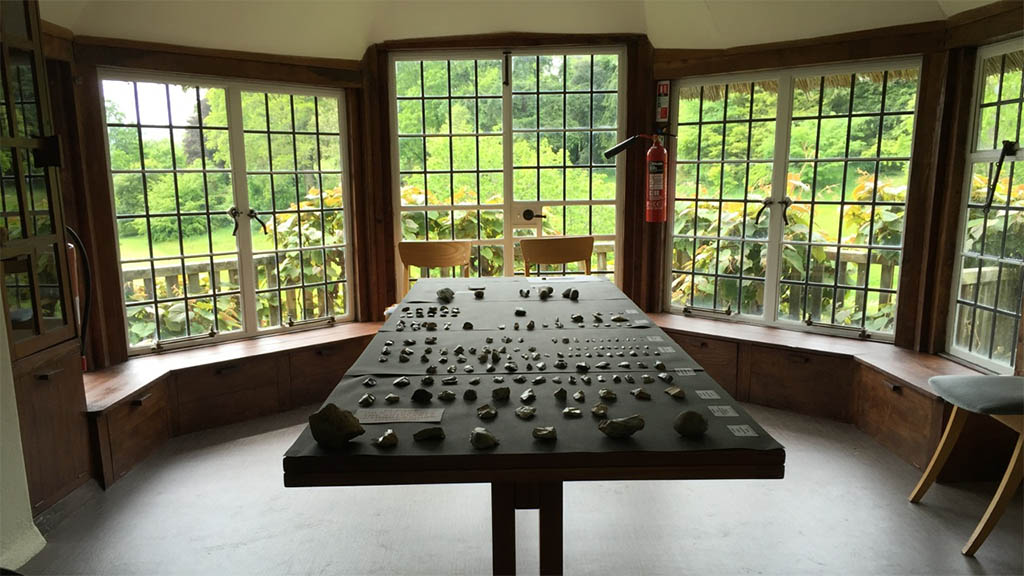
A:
656,80,671,123
648,161,664,194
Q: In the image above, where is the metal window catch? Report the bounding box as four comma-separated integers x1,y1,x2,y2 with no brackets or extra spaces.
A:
227,207,241,236
247,209,269,235
983,140,1020,212
754,198,773,225
779,196,792,226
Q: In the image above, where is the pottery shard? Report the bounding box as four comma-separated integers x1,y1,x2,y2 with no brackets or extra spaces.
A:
591,402,608,418
674,410,708,438
413,427,446,442
437,287,455,303
562,407,583,418
492,387,511,401
658,372,674,383
470,427,499,449
385,393,400,404
463,389,478,401
477,404,498,420
598,414,645,438
532,426,557,440
664,386,686,399
515,405,537,420
520,388,536,404
362,377,377,387
438,390,456,402
553,387,568,401
630,387,651,400
309,404,365,449
372,429,398,448
411,389,434,404
598,388,617,401
573,390,585,402
358,393,375,407
393,376,411,388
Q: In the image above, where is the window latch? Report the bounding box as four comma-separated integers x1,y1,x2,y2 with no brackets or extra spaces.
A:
779,196,792,226
227,207,241,236
983,140,1019,213
247,209,269,235
754,198,773,225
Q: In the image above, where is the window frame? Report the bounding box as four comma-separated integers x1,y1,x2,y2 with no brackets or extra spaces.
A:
387,47,626,291
947,38,1024,374
98,69,356,355
664,56,922,342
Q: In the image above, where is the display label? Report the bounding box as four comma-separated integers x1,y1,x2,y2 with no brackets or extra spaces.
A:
727,424,758,437
695,389,720,399
708,405,739,417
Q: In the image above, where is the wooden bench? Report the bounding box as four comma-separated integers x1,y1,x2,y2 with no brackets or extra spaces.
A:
84,322,380,487
651,313,1017,480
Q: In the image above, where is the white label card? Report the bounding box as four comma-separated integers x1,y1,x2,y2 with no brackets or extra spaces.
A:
657,346,675,354
708,405,739,417
727,424,758,437
674,368,697,376
695,389,720,399
356,408,445,424
646,336,665,342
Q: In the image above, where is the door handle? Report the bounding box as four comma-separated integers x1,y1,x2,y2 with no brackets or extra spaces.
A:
34,368,64,381
131,392,153,407
522,208,545,221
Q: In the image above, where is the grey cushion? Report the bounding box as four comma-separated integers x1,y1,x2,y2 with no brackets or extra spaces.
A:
929,375,1024,415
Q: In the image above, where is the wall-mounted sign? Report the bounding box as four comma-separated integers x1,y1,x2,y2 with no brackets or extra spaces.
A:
656,80,671,123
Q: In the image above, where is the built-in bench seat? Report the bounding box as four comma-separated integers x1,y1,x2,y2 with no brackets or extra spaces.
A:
84,322,381,487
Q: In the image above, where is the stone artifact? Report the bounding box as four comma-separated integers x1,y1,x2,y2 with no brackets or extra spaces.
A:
463,389,478,401
598,388,617,401
358,393,375,407
641,374,656,384
654,361,666,370
571,313,584,323
630,387,651,400
513,375,527,384
617,362,631,369
515,406,537,420
504,361,519,372
470,427,499,449
519,288,530,298
520,388,536,404
474,290,485,299
553,387,568,401
309,404,364,449
591,402,608,418
393,376,411,388
563,407,583,418
362,377,377,387
624,374,635,384
385,393,400,404
674,410,709,438
580,375,592,385
664,386,685,399
515,307,527,317
493,387,511,401
562,287,580,301
372,429,398,448
573,390,585,402
463,321,474,330
595,361,610,369
420,376,434,386
425,336,437,345
611,314,628,322
576,362,590,372
532,426,557,440
442,375,458,385
411,389,433,404
413,427,445,442
426,365,438,374
477,404,498,420
658,372,674,383
438,390,456,402
598,414,645,438
437,287,455,303
526,320,536,330
554,359,568,369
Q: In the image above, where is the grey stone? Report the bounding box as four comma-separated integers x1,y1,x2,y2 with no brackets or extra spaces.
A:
358,393,375,407
437,288,455,303
442,375,458,385
420,376,434,386
658,372,674,383
573,390,585,402
372,429,398,448
532,426,557,440
598,414,645,438
591,402,608,418
411,389,433,404
515,307,527,316
438,390,456,402
493,387,511,401
362,377,377,387
309,404,364,449
385,393,400,404
515,406,537,420
576,362,590,373
393,376,411,388
674,410,709,438
477,404,498,420
463,389,477,401
563,407,583,418
665,386,686,399
641,374,656,384
413,427,445,441
520,388,536,403
631,387,651,400
611,314,628,322
532,376,546,385
654,361,666,370
470,427,499,450
598,388,617,401
553,387,568,401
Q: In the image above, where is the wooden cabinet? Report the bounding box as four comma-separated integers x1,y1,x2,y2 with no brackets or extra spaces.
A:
853,365,944,468
288,335,371,408
669,333,738,397
172,354,286,435
13,340,89,514
105,379,170,482
747,345,854,422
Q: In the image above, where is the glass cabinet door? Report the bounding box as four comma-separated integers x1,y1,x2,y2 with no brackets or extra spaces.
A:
0,0,75,358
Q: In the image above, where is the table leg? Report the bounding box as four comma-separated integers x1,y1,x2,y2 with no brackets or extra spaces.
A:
538,481,563,576
491,483,516,575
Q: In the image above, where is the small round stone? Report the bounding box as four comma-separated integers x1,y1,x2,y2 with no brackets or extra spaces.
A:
674,410,709,438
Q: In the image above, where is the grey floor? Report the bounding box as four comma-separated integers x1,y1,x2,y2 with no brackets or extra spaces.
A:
21,404,1024,576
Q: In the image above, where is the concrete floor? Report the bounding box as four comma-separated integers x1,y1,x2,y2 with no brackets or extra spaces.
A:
20,404,1024,576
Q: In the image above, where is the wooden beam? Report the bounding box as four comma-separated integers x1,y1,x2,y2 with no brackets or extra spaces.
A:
946,0,1024,48
40,19,73,61
378,32,647,51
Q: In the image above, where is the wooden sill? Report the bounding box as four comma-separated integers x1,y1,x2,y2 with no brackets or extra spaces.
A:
84,321,381,413
649,313,981,399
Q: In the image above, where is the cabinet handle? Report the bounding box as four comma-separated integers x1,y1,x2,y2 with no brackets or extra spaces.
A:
315,347,334,357
215,363,239,375
884,380,902,393
131,392,152,407
34,368,64,381
699,341,708,348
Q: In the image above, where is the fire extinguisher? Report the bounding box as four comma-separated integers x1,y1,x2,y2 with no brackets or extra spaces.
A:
645,136,667,223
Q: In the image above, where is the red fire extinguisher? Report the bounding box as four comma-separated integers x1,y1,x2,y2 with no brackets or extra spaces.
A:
645,135,667,222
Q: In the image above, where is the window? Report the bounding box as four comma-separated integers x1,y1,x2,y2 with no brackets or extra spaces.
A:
392,50,622,287
669,60,920,338
950,40,1024,372
101,76,352,352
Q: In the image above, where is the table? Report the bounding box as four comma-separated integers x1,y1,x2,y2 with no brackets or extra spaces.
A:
283,276,785,575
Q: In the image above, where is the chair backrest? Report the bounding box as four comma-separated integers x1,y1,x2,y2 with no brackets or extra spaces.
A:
398,241,472,296
520,236,595,276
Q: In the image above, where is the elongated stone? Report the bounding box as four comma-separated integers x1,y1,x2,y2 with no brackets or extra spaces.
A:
372,429,398,448
571,313,584,323
532,375,546,385
515,405,536,420
309,404,364,449
442,375,458,385
611,314,628,322
358,393,375,407
470,427,499,449
630,387,651,400
438,390,456,402
385,393,400,404
532,426,557,440
598,388,617,401
562,406,583,418
515,307,527,316
674,410,708,438
477,404,498,420
492,387,511,401
411,389,433,404
664,386,686,399
598,414,645,438
362,377,377,387
393,376,411,388
413,427,445,441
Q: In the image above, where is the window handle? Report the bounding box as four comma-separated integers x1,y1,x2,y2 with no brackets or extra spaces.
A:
779,197,792,226
227,207,241,236
984,140,1019,213
247,209,269,235
754,198,773,225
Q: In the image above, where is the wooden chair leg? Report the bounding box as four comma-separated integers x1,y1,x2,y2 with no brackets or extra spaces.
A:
962,433,1024,556
910,405,969,503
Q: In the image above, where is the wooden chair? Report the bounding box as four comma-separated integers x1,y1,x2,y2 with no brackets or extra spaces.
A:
520,236,595,277
908,375,1024,556
397,241,471,297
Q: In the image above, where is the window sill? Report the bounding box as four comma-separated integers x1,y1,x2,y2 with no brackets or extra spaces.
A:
649,312,982,400
84,321,381,413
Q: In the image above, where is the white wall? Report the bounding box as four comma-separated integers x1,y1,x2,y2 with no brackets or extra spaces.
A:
40,0,989,60
0,303,46,570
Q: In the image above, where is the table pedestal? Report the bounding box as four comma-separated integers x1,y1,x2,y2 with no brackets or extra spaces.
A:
491,481,563,575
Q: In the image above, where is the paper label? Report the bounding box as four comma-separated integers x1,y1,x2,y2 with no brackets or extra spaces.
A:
355,408,445,424
658,346,676,353
646,336,665,342
695,389,720,399
674,368,697,376
708,405,739,417
727,424,758,437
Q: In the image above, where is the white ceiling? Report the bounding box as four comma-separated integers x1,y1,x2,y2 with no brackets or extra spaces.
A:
40,0,995,61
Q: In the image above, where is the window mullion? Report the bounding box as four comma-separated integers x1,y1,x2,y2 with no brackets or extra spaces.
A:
225,86,258,336
764,73,794,325
501,51,514,276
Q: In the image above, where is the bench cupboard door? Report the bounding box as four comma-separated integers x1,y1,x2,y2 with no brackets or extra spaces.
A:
854,365,944,468
747,345,853,422
172,354,285,434
107,379,171,481
289,336,371,408
669,334,738,397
